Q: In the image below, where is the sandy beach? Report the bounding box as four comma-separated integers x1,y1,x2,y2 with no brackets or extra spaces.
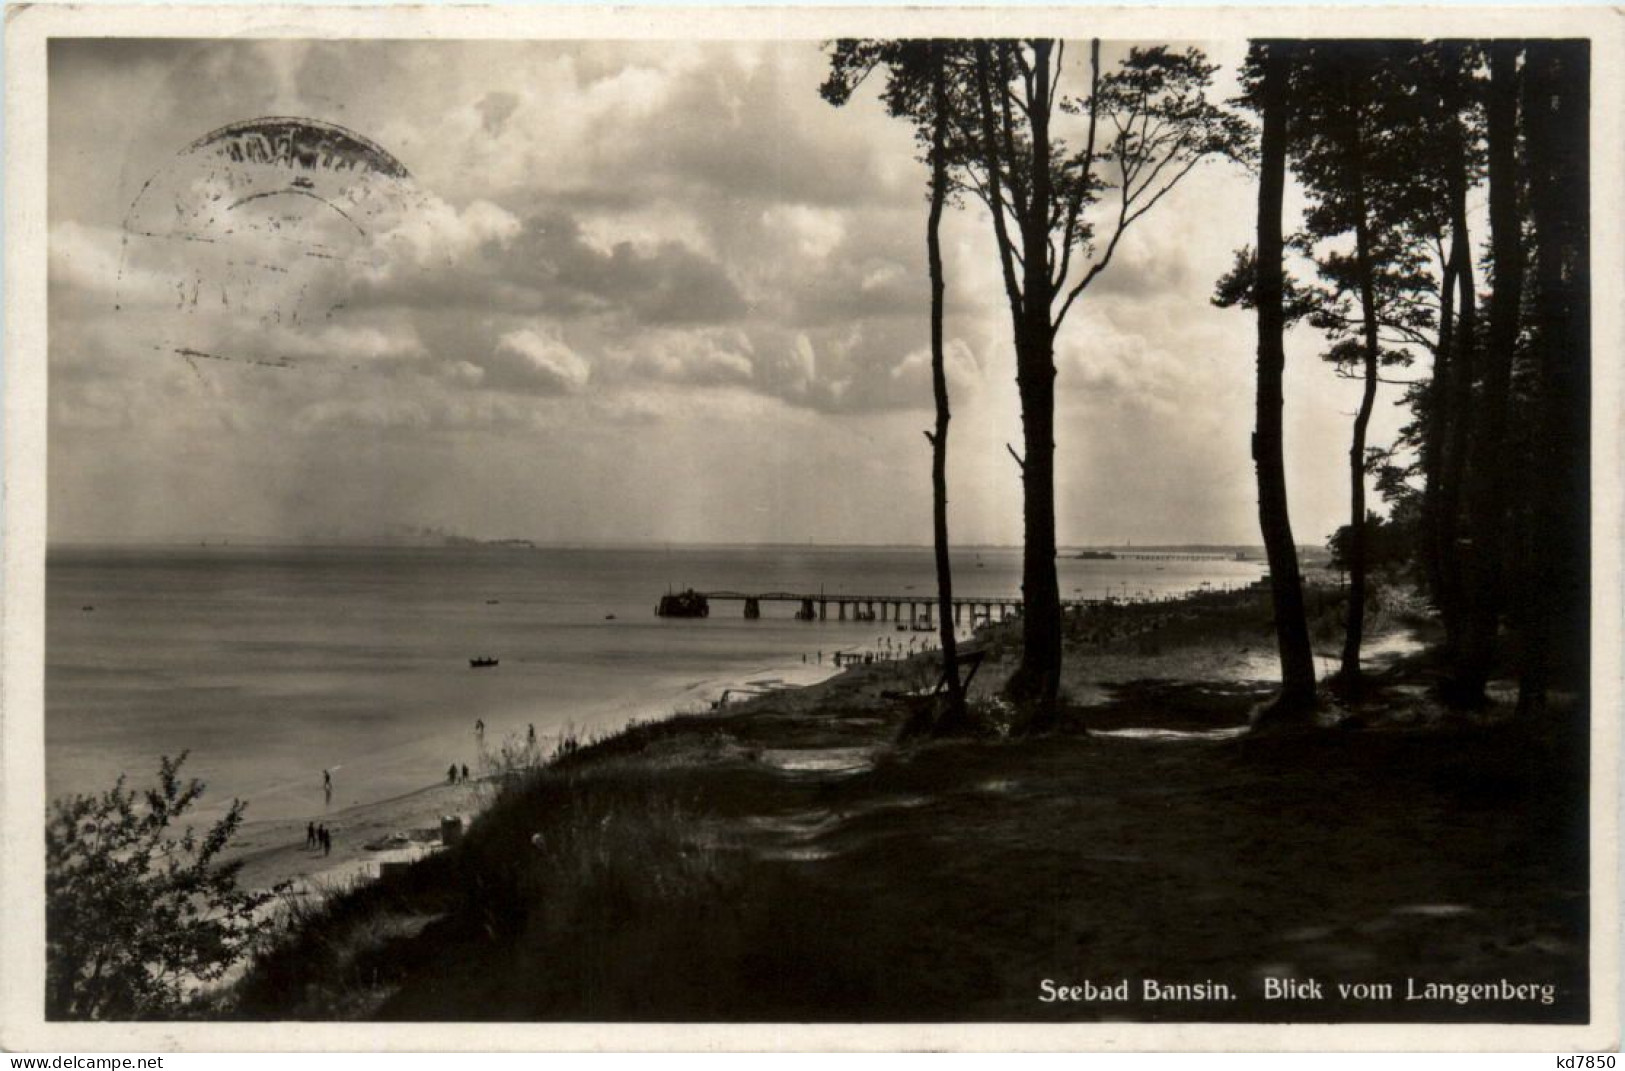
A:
218,604,1426,899
218,660,851,896
222,779,486,895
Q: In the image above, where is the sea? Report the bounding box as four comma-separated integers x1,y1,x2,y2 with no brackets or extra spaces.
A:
45,544,1266,825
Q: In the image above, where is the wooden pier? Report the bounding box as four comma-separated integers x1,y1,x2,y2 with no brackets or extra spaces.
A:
658,589,1102,624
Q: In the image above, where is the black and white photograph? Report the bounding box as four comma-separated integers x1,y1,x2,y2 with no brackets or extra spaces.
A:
2,4,1619,1052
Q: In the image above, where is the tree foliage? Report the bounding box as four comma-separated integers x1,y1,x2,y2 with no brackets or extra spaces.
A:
828,37,1246,727
1221,38,1588,713
46,752,279,1019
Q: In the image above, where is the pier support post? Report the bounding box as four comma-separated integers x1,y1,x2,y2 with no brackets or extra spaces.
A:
839,600,847,621
819,599,827,621
744,597,760,619
910,603,918,625
954,603,963,625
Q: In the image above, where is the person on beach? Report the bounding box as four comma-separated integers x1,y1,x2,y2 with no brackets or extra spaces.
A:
475,718,484,736
461,763,470,783
306,821,316,849
322,826,332,856
447,763,458,784
527,723,536,745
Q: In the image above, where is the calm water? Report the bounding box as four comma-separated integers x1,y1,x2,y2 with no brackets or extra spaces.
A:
46,544,1264,824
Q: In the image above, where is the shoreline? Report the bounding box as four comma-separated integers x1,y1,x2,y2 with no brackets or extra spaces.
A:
220,580,1318,897
221,778,485,895
219,653,860,895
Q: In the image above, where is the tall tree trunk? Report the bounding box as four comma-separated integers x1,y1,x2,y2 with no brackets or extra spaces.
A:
1251,41,1317,720
1341,132,1382,692
924,43,967,732
1437,169,1478,651
1419,226,1458,620
1516,41,1590,718
1011,327,1062,727
1007,40,1065,730
1453,42,1526,706
1423,52,1474,644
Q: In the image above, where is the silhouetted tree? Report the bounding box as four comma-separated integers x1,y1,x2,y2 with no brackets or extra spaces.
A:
1410,42,1484,646
1328,510,1412,575
922,44,969,728
1272,42,1440,694
822,40,968,729
1450,41,1528,707
1513,40,1590,717
828,39,1243,730
1225,40,1318,719
962,40,1246,728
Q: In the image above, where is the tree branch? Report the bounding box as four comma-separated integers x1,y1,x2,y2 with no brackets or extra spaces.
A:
1333,367,1421,386
974,42,1027,320
998,47,1029,224
1055,39,1101,294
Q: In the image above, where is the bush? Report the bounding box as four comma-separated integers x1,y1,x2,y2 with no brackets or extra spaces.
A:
46,752,279,1019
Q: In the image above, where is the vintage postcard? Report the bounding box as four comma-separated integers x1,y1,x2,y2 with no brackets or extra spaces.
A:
2,3,1620,1053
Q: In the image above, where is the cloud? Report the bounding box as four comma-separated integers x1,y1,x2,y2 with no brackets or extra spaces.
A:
612,328,756,387
476,91,520,136
45,37,1386,547
48,221,130,296
741,318,990,415
488,328,591,395
293,396,433,432
353,207,746,327
372,196,523,267
889,340,981,394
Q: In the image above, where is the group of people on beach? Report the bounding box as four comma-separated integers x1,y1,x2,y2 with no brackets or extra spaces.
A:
305,821,333,856
793,635,953,671
470,719,539,743
447,762,471,784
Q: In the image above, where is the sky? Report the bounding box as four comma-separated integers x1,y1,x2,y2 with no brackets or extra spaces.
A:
45,37,1416,547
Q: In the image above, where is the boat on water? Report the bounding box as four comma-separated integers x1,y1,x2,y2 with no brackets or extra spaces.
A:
469,657,499,669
